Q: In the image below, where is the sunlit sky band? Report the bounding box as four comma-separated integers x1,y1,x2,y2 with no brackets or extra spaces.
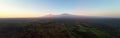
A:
0,0,120,18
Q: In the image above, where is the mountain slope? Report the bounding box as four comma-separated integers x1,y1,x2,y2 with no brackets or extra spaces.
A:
0,14,119,38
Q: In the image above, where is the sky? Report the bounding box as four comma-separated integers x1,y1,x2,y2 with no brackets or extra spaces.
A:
0,0,120,18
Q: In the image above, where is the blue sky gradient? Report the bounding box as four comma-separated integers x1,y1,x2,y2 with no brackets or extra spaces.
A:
0,0,120,18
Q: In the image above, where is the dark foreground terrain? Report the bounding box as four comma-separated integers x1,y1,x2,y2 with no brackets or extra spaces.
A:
0,15,120,38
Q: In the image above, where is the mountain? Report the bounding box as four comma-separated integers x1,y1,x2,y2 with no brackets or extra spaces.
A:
41,13,120,19
40,13,91,20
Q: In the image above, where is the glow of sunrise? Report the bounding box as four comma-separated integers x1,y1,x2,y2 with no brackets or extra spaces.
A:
0,0,120,18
